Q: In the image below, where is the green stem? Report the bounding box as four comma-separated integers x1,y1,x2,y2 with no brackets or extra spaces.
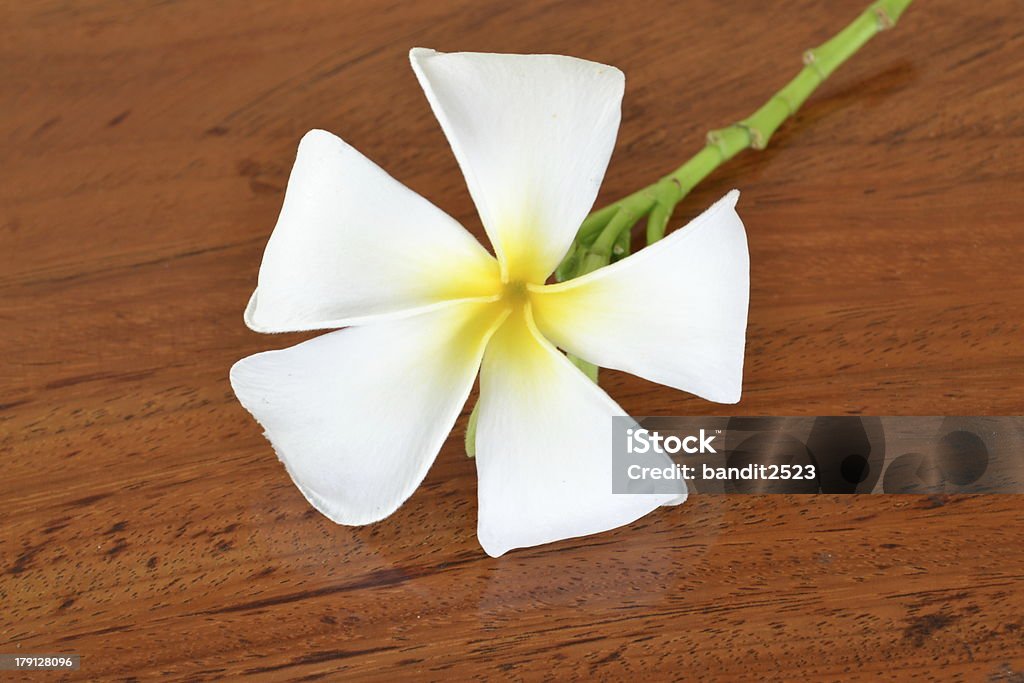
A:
464,400,479,458
579,207,636,275
558,0,913,278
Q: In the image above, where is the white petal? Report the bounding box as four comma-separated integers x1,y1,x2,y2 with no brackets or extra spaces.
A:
530,191,749,404
410,48,623,283
245,129,501,333
474,307,682,557
231,300,506,525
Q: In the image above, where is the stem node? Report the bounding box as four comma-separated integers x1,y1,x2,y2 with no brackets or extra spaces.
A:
874,7,895,29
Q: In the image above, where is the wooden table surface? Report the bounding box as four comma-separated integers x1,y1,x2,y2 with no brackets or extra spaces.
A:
2,0,1023,679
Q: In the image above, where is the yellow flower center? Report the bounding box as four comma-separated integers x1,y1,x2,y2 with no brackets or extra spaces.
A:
501,279,530,308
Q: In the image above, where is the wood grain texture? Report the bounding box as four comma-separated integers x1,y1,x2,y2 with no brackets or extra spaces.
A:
2,0,1023,679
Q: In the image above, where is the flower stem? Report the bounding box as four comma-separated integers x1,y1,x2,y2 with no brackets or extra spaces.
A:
561,0,914,276
464,398,480,458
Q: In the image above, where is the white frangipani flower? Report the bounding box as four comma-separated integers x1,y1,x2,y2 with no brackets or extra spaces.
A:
231,48,749,557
